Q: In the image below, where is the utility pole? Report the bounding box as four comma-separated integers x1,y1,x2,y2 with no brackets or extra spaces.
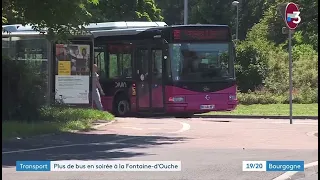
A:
184,0,188,25
232,1,240,40
288,29,293,124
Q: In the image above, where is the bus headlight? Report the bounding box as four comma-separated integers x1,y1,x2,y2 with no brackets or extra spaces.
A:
168,96,185,102
229,94,237,100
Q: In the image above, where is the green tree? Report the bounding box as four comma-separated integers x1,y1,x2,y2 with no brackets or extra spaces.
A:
2,0,99,39
2,0,164,39
257,0,318,50
236,0,275,40
155,0,199,25
156,0,273,40
190,0,233,25
90,0,163,22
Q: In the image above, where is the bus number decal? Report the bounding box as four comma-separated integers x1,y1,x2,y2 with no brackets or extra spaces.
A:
115,82,127,88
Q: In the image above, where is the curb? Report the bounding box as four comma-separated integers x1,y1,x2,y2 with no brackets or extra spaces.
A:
92,119,117,129
65,119,117,133
3,119,117,141
194,115,318,120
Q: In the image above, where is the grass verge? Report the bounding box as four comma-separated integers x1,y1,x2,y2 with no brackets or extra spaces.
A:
2,107,114,140
204,104,318,116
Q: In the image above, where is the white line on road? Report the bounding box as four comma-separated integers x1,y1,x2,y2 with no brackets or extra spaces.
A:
273,161,318,180
169,121,191,134
2,136,140,154
306,131,318,137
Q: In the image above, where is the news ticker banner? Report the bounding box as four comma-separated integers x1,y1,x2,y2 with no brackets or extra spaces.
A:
16,161,181,172
243,161,304,172
16,160,304,172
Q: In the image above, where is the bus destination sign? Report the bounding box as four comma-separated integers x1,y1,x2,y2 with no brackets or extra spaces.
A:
173,28,230,41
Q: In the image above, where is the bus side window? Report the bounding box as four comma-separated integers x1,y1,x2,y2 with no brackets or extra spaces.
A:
121,53,132,78
108,44,133,79
109,54,118,78
95,51,106,79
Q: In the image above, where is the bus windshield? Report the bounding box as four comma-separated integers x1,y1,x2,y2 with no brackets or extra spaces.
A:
169,43,233,82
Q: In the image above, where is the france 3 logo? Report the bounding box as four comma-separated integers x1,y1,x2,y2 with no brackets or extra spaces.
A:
285,2,301,30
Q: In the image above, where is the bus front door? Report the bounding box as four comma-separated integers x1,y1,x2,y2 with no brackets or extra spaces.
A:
135,46,165,114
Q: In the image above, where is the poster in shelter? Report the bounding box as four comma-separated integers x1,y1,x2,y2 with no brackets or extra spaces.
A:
55,44,90,104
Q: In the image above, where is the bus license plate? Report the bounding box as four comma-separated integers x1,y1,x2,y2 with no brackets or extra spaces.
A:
200,105,215,110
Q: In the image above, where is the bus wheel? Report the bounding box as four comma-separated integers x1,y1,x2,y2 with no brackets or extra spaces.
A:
114,96,130,117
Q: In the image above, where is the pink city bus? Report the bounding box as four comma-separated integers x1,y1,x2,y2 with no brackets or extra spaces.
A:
93,23,238,117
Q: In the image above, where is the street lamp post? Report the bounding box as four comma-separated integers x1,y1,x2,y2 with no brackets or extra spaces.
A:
184,0,188,25
232,1,239,40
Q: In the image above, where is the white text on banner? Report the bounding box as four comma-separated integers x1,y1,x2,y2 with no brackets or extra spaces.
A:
242,161,267,171
50,161,181,171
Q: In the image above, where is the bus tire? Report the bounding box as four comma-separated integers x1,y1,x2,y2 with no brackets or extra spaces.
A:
114,95,130,117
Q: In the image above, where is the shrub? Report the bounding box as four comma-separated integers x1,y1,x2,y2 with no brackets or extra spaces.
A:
264,47,289,94
3,107,114,139
236,14,318,103
292,44,318,89
235,41,269,92
2,56,115,126
291,86,318,104
2,56,47,122
238,88,318,105
237,91,282,105
263,43,318,102
38,106,114,123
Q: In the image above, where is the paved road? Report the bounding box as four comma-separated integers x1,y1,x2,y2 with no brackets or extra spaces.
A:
2,118,318,180
290,165,318,180
299,173,318,180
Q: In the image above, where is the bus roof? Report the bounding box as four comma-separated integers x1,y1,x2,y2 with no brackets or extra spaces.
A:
2,21,168,33
171,24,230,28
2,22,231,38
2,31,47,37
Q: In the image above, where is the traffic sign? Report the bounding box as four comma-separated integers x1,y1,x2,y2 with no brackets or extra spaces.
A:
285,2,301,30
278,2,301,124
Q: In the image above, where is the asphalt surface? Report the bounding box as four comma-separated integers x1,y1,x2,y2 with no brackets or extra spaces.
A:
2,117,318,180
299,173,318,180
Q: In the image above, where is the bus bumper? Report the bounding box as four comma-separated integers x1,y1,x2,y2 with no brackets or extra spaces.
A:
165,95,238,113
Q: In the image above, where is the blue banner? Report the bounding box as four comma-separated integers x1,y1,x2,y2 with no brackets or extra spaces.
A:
16,161,51,171
266,161,304,171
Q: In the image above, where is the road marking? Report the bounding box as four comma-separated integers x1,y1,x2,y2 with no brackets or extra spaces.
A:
273,161,318,180
306,131,318,137
121,127,143,130
169,121,191,134
2,136,140,154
